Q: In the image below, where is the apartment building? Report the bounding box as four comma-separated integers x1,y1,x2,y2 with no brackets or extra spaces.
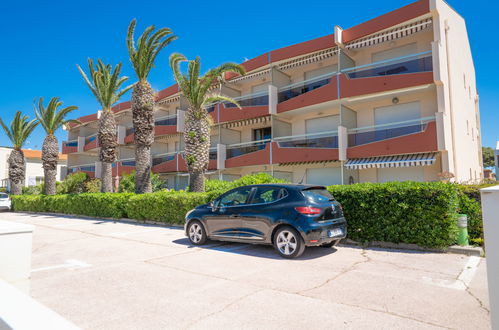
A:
63,0,483,190
0,148,67,188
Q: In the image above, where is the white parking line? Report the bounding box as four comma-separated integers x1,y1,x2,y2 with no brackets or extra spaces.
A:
109,228,164,236
31,259,91,273
422,256,481,290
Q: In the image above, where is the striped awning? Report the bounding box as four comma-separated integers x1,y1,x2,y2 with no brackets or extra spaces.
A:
345,153,437,170
279,160,339,166
221,115,270,129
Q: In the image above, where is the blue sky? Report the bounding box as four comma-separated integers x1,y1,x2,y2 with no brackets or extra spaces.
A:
0,0,497,150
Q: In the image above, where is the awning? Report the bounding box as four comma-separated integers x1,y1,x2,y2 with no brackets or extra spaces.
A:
345,153,437,170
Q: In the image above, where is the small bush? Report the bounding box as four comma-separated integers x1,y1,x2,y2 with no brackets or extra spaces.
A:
22,184,44,195
118,171,166,193
204,179,233,192
57,172,89,194
230,173,288,188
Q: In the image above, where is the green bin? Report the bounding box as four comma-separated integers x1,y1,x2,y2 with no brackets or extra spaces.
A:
456,214,469,246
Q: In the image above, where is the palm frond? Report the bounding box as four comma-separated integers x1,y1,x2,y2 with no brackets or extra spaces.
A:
0,111,38,149
34,97,78,135
203,94,241,109
127,19,176,81
77,59,131,111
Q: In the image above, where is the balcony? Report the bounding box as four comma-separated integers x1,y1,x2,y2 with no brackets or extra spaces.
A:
272,131,339,164
62,140,78,154
225,140,271,168
216,92,269,123
152,152,177,173
277,71,338,113
339,52,434,98
154,114,178,136
347,117,438,158
83,134,98,151
112,159,135,177
68,164,95,178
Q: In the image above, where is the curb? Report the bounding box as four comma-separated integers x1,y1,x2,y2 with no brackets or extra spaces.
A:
340,239,484,257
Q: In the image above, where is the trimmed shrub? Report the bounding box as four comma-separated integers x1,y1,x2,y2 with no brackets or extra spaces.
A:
204,179,233,192
230,173,288,187
328,182,459,248
118,171,166,193
22,184,44,195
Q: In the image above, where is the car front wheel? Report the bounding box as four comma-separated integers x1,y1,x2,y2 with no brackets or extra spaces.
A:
274,227,305,259
187,221,207,245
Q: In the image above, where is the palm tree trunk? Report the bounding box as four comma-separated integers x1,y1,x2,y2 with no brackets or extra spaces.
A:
8,149,25,195
99,110,117,193
132,80,155,194
184,108,210,192
42,134,59,195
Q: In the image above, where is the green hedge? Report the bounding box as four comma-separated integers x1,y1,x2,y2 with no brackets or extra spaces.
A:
11,179,484,249
328,182,459,248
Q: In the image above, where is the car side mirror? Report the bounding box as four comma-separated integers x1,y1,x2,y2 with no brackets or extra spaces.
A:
211,200,219,212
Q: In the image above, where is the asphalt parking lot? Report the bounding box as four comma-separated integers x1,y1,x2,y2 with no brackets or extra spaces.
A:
3,212,491,329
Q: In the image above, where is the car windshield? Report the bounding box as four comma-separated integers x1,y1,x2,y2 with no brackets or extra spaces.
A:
301,188,334,203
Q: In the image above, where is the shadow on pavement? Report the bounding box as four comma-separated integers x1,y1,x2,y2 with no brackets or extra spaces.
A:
173,237,338,260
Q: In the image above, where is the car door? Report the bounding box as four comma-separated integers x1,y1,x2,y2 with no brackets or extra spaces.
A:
204,186,254,239
238,186,288,242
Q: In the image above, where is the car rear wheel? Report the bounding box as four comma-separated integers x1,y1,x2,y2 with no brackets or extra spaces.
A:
274,227,305,259
187,221,207,245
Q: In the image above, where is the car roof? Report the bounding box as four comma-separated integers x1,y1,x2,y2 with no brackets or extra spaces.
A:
243,183,327,190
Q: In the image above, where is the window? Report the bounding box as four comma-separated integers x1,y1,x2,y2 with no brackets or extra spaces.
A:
371,43,417,62
305,115,340,134
302,188,334,203
253,127,271,141
219,187,253,207
251,82,269,94
251,187,287,204
306,167,342,186
378,167,424,182
374,101,421,126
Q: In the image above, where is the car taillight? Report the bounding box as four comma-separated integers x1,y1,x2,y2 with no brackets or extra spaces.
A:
295,206,322,215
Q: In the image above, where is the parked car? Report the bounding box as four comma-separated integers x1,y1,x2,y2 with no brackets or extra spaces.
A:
0,193,11,211
184,184,347,258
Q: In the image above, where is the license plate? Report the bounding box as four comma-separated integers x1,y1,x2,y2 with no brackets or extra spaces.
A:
328,228,343,237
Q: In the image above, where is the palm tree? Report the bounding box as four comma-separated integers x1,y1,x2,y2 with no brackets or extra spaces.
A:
0,111,38,195
170,53,245,192
77,59,133,193
34,97,79,195
127,19,176,193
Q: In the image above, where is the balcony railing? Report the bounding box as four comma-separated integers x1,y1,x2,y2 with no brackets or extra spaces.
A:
152,152,176,166
155,115,177,126
342,51,432,79
64,140,78,147
206,104,216,113
274,130,339,149
224,91,269,108
209,148,217,160
85,134,97,145
226,139,270,159
68,164,95,173
348,116,435,147
118,158,136,167
278,70,336,103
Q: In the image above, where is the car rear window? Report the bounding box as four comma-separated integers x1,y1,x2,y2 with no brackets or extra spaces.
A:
301,188,334,203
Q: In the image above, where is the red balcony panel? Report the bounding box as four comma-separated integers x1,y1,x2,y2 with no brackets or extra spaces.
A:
62,145,77,154
225,143,271,168
208,159,217,170
81,170,95,179
218,104,268,123
277,79,338,114
124,133,134,144
156,84,179,101
339,72,433,99
83,139,98,151
347,121,438,159
112,165,135,177
272,142,339,164
112,101,131,114
178,155,188,172
154,125,177,136
342,0,430,43
68,112,98,128
209,106,219,123
152,158,177,173
270,34,334,63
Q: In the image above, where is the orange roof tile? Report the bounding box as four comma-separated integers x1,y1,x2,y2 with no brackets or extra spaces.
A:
22,149,67,161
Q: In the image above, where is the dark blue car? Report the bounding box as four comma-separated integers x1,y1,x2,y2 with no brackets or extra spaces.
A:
184,184,347,258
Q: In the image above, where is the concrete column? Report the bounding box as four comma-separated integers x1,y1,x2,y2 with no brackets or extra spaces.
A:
95,161,102,179
177,109,185,133
217,144,226,170
338,126,347,161
77,136,85,153
268,85,278,115
117,125,126,145
0,221,34,294
480,185,499,330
